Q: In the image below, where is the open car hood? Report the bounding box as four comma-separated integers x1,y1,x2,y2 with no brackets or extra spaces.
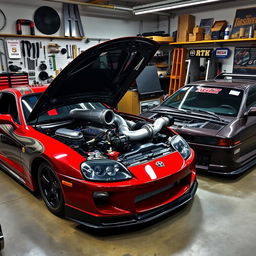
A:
27,37,159,123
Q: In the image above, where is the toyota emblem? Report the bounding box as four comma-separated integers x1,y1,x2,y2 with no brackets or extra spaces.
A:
156,161,165,168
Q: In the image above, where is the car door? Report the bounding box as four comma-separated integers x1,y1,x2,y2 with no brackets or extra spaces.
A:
0,92,25,182
239,86,256,160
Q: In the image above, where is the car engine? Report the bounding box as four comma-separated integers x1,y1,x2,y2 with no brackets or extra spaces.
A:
41,109,175,165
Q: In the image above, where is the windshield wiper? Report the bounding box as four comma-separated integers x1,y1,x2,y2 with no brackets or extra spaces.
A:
152,106,228,124
189,108,225,122
155,106,191,114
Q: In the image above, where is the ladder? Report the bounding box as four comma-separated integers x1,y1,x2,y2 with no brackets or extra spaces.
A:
169,48,187,95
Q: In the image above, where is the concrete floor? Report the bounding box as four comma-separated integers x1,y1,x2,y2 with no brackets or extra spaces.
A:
0,169,256,256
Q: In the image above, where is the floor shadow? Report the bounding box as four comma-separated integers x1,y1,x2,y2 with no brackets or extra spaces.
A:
197,165,255,184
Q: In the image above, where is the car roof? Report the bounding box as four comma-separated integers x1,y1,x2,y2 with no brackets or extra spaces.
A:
1,85,47,96
188,79,256,90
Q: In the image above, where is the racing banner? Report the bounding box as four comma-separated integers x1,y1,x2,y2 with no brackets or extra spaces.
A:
233,47,256,74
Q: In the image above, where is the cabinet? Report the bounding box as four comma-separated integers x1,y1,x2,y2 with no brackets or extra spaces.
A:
148,36,173,79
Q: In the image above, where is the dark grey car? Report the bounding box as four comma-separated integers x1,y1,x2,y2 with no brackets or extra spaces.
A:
147,74,256,176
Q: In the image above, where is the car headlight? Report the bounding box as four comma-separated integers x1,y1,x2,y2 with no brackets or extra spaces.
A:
170,135,191,160
81,159,132,182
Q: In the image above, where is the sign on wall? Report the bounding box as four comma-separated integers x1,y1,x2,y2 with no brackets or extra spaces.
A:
6,40,21,59
233,47,256,74
214,48,231,59
231,7,256,38
189,49,213,58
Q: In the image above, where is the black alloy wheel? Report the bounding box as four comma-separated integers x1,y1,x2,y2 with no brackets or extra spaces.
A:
38,163,65,216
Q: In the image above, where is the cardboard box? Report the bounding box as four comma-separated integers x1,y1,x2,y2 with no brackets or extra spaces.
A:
189,33,204,42
177,14,195,42
204,34,212,40
211,20,227,39
193,26,204,34
178,31,189,42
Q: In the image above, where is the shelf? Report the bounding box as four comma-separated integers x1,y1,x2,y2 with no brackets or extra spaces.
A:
0,34,84,40
170,37,256,45
146,36,174,44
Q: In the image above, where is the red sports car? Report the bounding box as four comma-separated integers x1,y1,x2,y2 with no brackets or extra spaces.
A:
0,37,197,228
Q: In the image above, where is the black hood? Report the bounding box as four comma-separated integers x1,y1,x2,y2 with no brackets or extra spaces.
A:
27,37,159,123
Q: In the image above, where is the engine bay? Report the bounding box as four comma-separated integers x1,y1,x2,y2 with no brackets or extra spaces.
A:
37,109,175,166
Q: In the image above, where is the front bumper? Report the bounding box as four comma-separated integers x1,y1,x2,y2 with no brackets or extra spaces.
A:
65,180,198,229
197,159,256,176
190,142,255,176
0,225,4,251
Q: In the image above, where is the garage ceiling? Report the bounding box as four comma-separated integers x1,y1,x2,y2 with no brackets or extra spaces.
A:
86,0,160,7
46,0,239,15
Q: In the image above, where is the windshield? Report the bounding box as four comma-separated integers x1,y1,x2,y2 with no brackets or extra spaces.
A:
163,86,244,117
22,93,106,123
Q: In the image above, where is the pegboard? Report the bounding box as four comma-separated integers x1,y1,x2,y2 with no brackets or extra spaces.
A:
0,37,101,85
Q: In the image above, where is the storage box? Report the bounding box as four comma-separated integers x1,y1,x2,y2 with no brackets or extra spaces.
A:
193,26,204,34
177,14,195,42
189,33,204,42
211,20,227,40
178,31,189,42
204,34,212,40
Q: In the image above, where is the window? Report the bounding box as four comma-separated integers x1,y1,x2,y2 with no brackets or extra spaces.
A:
246,87,256,109
163,85,243,117
0,92,20,124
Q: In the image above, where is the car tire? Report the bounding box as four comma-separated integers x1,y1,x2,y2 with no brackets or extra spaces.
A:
37,162,65,217
0,224,4,251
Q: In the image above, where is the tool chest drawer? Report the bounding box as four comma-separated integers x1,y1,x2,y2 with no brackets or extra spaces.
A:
0,72,29,88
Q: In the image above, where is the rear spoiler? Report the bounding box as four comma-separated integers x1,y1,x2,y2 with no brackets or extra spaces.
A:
215,73,256,81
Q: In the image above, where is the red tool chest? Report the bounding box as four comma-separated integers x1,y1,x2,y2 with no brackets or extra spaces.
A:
0,72,29,89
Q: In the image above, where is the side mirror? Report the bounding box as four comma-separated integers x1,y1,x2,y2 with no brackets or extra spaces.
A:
162,94,170,101
0,114,18,129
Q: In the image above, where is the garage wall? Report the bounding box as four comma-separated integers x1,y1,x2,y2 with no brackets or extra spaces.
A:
0,0,156,83
165,2,256,73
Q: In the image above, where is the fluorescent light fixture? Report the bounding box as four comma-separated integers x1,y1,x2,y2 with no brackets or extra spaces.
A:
134,0,221,15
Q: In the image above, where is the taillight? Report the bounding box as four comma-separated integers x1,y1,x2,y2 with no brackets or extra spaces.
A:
217,138,241,147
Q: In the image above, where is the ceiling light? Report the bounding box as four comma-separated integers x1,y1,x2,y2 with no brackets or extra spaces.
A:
134,0,221,15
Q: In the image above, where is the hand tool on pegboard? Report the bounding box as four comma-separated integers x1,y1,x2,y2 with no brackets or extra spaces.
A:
22,40,36,70
43,45,46,60
69,45,72,59
0,52,4,71
47,43,60,54
0,39,8,72
21,40,26,68
22,40,33,69
36,42,40,66
49,55,56,71
72,45,78,58
31,42,40,67
49,57,53,70
66,44,69,59
63,3,84,37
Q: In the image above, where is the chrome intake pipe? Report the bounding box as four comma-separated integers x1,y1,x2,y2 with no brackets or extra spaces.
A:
114,114,170,141
69,109,170,141
70,109,115,125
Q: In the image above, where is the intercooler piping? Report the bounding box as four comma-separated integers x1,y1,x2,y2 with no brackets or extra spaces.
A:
69,109,171,141
114,114,170,141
